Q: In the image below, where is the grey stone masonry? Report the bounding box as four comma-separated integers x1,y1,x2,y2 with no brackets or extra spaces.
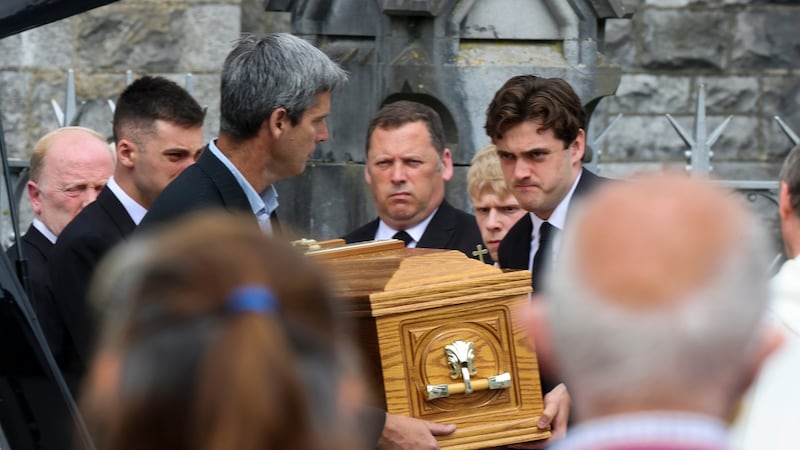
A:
0,0,240,161
0,0,240,244
592,0,800,180
1,0,798,246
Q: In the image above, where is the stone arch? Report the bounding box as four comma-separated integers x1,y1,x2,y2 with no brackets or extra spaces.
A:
381,93,459,154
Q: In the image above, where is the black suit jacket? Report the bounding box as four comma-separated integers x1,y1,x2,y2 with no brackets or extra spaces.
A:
49,187,136,372
140,147,261,231
497,168,606,396
5,225,62,354
343,199,490,263
498,168,606,271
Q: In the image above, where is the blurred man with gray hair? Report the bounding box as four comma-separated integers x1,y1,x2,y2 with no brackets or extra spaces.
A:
526,174,781,450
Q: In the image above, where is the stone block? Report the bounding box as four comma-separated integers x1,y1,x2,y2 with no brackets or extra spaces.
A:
640,9,730,70
644,0,690,7
78,100,115,141
0,35,23,68
74,72,133,139
593,161,686,180
733,9,800,70
0,19,71,69
696,76,758,113
709,116,759,162
276,162,375,239
190,73,222,144
74,3,186,71
179,5,241,71
603,19,635,70
601,114,687,162
0,71,33,159
18,19,72,68
762,76,800,137
764,118,798,161
711,161,780,181
646,0,750,5
128,0,241,4
242,0,291,34
28,70,68,142
607,74,691,114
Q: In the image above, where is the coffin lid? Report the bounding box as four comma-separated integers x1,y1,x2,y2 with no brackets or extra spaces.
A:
309,240,531,317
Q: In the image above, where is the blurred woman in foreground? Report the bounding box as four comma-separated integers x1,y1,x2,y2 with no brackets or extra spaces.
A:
81,212,364,450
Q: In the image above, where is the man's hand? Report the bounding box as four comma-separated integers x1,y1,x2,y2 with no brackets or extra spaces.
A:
509,383,571,449
378,413,456,450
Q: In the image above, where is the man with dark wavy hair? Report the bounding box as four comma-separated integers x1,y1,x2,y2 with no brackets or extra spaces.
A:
485,75,606,292
483,75,607,447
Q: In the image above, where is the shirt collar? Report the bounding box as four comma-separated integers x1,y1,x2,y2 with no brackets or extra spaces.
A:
375,207,439,248
106,176,147,225
551,411,729,450
208,139,279,233
32,218,57,244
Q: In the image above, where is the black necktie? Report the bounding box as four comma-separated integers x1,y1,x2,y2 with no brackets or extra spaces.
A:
392,230,413,247
531,222,553,292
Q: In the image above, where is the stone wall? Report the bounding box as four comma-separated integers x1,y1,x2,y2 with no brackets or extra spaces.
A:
0,0,797,248
0,0,241,159
0,0,241,242
593,0,800,181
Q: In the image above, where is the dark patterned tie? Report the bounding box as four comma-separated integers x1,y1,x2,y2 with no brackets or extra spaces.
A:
531,222,553,292
392,230,413,247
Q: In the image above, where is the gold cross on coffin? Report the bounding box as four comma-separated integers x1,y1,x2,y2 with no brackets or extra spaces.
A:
472,244,489,263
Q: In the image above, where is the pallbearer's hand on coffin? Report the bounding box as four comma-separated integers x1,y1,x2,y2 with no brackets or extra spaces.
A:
378,413,456,450
508,384,570,449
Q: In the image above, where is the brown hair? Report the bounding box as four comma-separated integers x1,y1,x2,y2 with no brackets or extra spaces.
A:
112,76,205,146
365,100,446,157
484,75,586,146
780,143,800,216
83,212,361,450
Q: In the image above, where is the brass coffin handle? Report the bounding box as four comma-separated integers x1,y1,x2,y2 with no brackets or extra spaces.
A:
426,372,512,400
425,340,513,400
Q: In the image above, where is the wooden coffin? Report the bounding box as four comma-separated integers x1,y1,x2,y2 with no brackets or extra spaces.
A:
309,240,551,449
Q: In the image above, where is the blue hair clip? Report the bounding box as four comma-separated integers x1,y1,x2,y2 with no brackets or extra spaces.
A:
226,285,278,314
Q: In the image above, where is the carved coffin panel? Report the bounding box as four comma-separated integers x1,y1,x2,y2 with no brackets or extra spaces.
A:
375,291,549,449
311,243,550,449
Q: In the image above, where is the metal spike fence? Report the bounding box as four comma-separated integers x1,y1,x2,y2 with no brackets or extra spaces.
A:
1,74,797,251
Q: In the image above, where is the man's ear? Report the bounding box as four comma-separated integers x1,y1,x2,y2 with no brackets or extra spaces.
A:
364,163,373,185
269,107,290,139
570,129,586,166
27,181,43,216
440,148,454,181
116,139,137,169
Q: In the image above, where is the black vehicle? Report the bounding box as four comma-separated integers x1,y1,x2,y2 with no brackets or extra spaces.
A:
0,2,119,448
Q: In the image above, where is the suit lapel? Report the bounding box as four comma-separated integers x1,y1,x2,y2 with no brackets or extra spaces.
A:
22,225,52,261
503,214,533,270
96,187,137,237
416,200,457,249
573,168,601,200
197,148,253,213
343,219,380,243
